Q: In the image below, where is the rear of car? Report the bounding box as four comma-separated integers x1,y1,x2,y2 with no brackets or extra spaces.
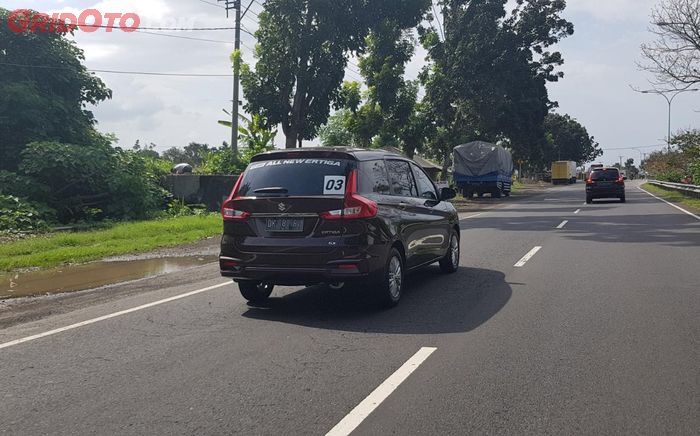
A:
219,151,383,286
218,148,461,308
586,167,625,203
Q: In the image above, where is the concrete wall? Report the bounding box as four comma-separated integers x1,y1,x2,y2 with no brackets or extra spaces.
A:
164,175,239,211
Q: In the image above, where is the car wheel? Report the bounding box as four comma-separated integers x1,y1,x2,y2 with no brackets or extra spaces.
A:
327,282,345,291
620,195,626,203
493,190,502,199
586,196,593,204
439,232,460,274
238,281,274,303
376,248,404,308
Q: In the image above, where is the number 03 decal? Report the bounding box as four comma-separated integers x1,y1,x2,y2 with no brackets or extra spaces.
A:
324,176,346,195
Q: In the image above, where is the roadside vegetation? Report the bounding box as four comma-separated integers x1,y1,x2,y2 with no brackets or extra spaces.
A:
0,214,222,272
641,183,700,212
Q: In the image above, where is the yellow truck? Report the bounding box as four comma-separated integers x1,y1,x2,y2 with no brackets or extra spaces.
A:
551,161,578,185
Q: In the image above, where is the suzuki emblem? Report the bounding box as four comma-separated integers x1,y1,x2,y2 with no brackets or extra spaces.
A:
278,202,288,212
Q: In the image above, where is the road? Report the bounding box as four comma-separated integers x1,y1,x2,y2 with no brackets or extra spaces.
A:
1,181,698,435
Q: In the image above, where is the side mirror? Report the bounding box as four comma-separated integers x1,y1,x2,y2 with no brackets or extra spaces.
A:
440,187,457,201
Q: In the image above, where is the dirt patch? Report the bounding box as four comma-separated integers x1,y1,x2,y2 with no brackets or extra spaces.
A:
104,235,221,262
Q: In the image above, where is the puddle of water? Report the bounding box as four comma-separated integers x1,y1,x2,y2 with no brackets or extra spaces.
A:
0,256,217,299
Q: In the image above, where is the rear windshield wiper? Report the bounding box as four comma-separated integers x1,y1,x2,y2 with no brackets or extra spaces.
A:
253,187,289,196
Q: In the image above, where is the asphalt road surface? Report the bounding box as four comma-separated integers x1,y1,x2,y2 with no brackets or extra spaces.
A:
1,181,698,435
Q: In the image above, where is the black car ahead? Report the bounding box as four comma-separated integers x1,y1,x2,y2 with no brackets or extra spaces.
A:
219,148,460,307
586,167,626,203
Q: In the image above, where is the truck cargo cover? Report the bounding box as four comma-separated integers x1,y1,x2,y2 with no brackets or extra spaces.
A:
453,141,514,177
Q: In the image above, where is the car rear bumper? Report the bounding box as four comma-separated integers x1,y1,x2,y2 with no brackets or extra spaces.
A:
219,256,372,285
586,187,625,198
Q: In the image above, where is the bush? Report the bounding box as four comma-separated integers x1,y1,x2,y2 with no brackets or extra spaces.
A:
17,141,171,223
0,195,49,234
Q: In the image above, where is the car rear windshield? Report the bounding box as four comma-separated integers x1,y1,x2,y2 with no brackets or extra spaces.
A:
591,169,620,181
238,158,354,197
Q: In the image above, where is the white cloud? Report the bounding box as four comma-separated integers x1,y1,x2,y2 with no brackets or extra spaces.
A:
566,0,656,22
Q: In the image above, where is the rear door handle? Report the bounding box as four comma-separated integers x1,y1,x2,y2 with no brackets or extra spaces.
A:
398,202,409,210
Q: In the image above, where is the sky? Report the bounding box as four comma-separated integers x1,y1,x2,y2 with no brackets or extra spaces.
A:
3,0,697,166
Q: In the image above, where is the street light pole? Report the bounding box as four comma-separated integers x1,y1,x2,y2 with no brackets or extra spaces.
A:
639,87,699,152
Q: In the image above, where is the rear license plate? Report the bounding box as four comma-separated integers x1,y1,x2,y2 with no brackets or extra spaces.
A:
265,218,304,232
598,182,612,186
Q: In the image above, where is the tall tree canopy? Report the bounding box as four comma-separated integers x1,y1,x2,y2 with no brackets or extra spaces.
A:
419,0,573,169
543,113,603,165
241,0,430,148
0,8,112,171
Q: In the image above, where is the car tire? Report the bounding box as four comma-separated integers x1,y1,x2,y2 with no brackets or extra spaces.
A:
238,281,274,303
620,195,626,203
375,248,404,308
493,190,502,199
439,232,460,274
586,196,593,204
327,282,345,291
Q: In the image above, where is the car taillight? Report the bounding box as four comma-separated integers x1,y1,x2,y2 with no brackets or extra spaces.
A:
586,177,594,185
222,172,250,221
320,170,378,220
615,176,625,184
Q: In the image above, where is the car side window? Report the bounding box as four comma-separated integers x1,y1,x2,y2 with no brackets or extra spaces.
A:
386,160,417,197
411,163,437,200
358,160,391,195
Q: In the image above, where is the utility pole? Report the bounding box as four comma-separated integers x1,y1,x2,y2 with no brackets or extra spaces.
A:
218,0,242,159
619,156,624,168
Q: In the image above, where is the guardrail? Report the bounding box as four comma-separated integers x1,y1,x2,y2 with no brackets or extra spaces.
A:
649,180,700,199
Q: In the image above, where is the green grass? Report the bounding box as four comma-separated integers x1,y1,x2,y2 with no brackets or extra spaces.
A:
642,183,700,212
511,180,524,193
0,214,222,272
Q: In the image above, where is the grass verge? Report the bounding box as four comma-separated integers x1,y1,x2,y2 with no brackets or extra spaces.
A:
0,214,222,272
641,183,700,212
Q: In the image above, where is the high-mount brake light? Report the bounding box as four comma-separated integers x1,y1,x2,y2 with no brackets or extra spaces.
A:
222,172,250,221
320,170,378,220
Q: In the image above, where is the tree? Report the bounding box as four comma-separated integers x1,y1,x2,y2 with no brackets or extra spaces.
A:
0,8,112,171
218,113,277,151
641,0,700,88
543,113,603,164
419,0,574,168
241,0,430,148
162,142,213,166
318,110,355,147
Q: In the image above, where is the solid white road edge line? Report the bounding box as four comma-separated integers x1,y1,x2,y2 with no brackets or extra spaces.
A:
556,220,569,229
574,209,581,214
326,347,437,436
638,186,700,221
0,281,232,351
514,246,542,268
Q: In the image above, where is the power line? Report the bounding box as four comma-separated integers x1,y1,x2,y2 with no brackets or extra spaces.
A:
135,29,233,44
0,62,233,77
240,25,256,37
196,0,225,8
603,144,666,151
241,0,257,19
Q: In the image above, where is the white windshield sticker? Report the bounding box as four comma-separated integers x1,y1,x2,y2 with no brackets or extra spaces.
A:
249,159,342,170
323,176,346,195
